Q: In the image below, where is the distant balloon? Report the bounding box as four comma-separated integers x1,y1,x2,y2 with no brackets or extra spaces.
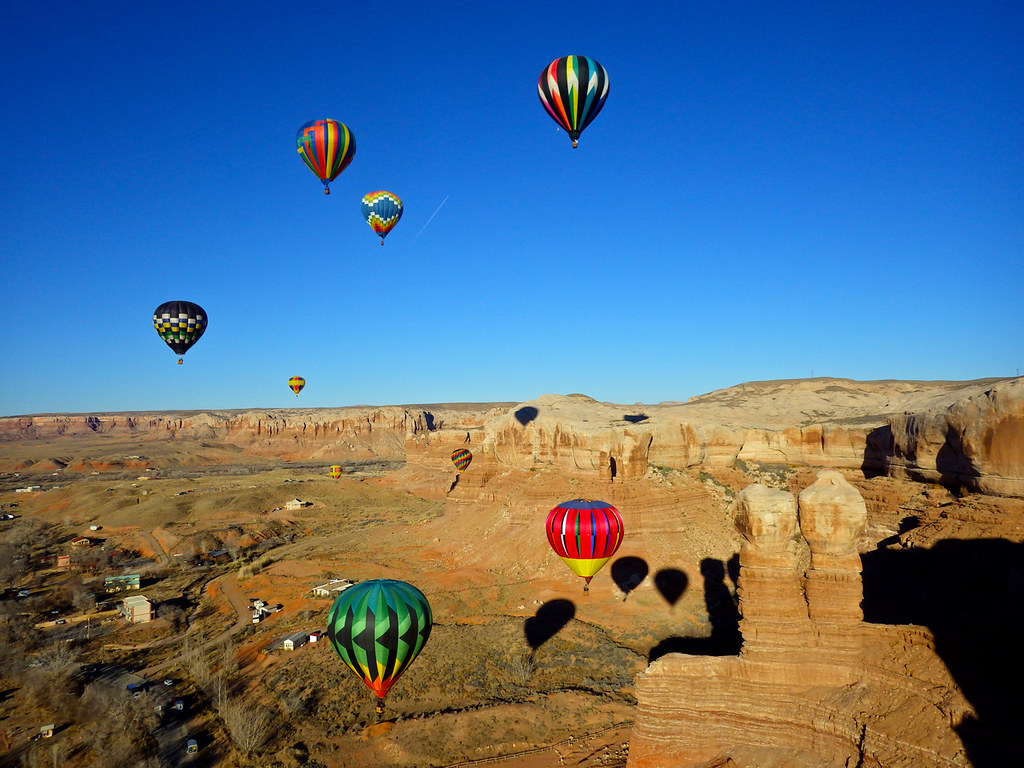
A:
296,119,356,194
328,465,343,479
153,301,207,364
450,448,472,473
360,191,404,245
288,376,305,396
537,55,609,148
326,579,432,713
546,499,624,592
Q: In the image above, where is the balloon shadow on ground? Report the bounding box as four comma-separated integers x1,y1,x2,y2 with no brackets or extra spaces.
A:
654,568,688,608
611,556,649,600
648,557,741,663
524,599,575,659
623,413,649,423
514,406,539,426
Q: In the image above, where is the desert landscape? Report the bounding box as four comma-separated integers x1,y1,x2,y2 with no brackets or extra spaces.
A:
1,376,1022,767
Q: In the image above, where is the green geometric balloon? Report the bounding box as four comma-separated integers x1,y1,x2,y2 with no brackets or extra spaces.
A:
325,579,432,710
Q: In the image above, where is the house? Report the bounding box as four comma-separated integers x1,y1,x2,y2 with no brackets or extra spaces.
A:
284,498,312,510
282,632,308,651
202,549,231,564
104,574,141,592
70,536,92,548
55,554,70,572
312,579,355,598
121,595,153,623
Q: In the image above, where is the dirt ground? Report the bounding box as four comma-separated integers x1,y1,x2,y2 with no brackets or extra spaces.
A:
3,442,1022,767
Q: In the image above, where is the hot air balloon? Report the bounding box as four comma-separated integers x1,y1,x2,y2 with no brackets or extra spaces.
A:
360,191,403,245
153,301,207,364
328,465,343,479
545,499,623,592
288,376,306,396
326,579,432,713
296,119,356,194
450,448,472,473
537,55,609,148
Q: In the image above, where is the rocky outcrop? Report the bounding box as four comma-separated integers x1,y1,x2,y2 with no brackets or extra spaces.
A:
627,472,972,768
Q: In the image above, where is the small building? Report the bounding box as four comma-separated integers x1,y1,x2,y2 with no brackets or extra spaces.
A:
39,725,54,739
121,594,153,623
105,574,141,592
202,549,231,564
70,536,92,548
312,579,355,598
309,630,323,643
282,632,308,651
15,486,41,493
284,498,312,510
55,554,70,572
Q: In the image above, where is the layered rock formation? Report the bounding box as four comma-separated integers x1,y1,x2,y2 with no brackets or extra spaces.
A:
628,472,973,768
2,377,1022,499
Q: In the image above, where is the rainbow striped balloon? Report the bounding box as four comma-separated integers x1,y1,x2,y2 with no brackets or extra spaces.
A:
288,376,305,395
546,499,624,591
296,119,356,194
450,448,472,473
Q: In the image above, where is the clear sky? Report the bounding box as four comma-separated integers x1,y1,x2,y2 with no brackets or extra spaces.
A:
2,1,1022,416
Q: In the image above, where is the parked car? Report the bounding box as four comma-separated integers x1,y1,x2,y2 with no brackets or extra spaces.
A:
163,678,174,686
186,738,198,754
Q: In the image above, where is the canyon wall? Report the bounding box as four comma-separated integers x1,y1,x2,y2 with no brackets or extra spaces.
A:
2,377,1022,498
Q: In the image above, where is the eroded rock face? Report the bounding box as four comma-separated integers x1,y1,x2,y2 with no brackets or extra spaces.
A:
2,377,1022,500
628,472,971,768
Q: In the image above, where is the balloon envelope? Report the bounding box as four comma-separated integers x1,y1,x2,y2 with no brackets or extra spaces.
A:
546,499,623,586
296,119,356,194
325,579,432,707
153,301,207,361
537,55,609,147
360,191,403,244
328,465,343,479
288,376,305,395
450,448,472,473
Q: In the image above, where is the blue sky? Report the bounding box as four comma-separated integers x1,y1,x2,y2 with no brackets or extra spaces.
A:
2,1,1022,415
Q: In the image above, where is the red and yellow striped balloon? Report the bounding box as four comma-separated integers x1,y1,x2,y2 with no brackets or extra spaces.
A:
328,465,343,479
545,499,623,591
288,376,305,395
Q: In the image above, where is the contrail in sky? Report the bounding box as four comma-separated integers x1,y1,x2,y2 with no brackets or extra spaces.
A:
412,194,450,243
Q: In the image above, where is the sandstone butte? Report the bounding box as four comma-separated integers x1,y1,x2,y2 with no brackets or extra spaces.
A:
2,375,1023,766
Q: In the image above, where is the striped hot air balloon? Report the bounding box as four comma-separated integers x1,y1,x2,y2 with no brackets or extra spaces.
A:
545,499,624,591
326,579,432,713
288,376,305,395
153,301,207,364
296,119,356,194
328,465,343,479
537,55,609,148
450,448,472,473
360,191,403,244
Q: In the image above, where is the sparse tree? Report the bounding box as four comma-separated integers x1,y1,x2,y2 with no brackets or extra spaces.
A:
220,698,273,755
